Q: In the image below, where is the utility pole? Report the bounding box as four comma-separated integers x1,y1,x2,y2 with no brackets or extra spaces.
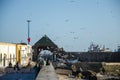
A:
27,20,31,44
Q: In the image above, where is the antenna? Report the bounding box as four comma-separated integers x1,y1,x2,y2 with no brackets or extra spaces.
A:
27,20,31,44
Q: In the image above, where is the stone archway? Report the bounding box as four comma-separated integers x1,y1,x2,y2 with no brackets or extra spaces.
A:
32,35,58,61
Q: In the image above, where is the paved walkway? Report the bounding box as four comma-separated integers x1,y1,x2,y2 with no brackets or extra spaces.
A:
36,63,58,80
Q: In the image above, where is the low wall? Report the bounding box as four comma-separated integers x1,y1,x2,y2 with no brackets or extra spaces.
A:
72,62,120,75
36,63,58,80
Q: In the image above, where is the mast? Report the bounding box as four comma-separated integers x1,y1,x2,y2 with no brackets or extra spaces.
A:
27,20,31,44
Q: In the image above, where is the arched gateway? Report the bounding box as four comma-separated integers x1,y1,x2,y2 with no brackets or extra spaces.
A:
32,35,59,61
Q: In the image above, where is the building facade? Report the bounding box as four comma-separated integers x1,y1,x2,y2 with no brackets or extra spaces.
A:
0,42,32,67
0,42,16,67
16,43,32,66
32,35,58,61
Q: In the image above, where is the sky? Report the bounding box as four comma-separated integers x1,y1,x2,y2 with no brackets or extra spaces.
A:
0,0,120,52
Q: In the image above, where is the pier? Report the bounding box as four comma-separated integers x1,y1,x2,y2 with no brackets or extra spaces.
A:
36,63,58,80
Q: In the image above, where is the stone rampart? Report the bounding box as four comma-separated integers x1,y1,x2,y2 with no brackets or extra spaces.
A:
66,52,120,62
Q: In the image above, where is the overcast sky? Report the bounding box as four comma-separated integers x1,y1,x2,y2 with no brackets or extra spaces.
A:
0,0,120,51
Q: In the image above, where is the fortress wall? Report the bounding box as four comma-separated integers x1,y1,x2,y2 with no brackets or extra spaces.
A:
66,52,120,62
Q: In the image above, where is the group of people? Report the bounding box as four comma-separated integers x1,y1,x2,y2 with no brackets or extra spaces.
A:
8,57,50,71
14,62,20,71
8,61,20,71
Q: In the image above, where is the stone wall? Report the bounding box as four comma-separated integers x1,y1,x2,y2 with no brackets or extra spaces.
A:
66,52,120,62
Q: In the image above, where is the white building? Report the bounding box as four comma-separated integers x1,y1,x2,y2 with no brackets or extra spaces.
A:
0,42,16,67
0,42,32,67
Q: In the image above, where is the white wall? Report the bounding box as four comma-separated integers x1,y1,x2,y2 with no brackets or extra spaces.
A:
0,43,16,67
20,45,32,66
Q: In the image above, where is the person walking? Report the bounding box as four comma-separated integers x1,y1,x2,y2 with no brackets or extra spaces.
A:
43,59,46,66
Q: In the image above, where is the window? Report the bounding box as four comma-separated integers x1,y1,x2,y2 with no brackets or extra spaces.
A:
0,54,2,62
10,54,11,62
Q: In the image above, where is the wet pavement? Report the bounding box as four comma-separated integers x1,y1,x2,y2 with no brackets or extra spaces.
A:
0,68,38,80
